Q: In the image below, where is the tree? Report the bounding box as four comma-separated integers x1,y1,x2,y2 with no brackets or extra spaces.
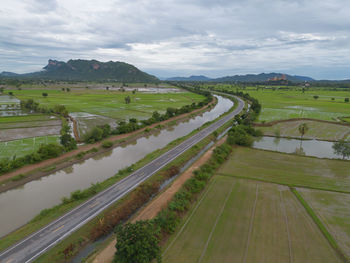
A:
313,95,319,100
114,221,161,263
332,140,350,159
9,91,13,96
66,88,70,92
42,92,48,97
60,133,77,150
345,98,349,103
106,86,109,90
298,123,309,147
124,96,131,104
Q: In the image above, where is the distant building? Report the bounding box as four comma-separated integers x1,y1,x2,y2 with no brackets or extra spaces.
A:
268,74,287,82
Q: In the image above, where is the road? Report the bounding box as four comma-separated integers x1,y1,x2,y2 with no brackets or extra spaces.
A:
0,95,244,263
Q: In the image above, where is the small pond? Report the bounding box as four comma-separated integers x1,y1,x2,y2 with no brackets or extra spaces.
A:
253,136,349,160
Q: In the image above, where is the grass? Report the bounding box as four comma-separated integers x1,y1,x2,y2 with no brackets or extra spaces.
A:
258,119,350,141
217,147,350,193
298,188,350,260
13,89,205,121
204,85,350,122
163,176,342,263
245,89,350,122
0,136,60,159
0,114,58,123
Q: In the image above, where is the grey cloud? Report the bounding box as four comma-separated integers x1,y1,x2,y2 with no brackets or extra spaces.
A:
0,0,349,79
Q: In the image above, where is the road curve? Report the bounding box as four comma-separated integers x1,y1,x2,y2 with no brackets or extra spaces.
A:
0,95,244,263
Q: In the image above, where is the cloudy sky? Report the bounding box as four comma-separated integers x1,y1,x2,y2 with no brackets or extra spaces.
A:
1,0,349,79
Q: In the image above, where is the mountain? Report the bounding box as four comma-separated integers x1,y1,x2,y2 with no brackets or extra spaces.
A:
0,71,19,77
214,73,314,83
166,75,212,81
9,59,159,82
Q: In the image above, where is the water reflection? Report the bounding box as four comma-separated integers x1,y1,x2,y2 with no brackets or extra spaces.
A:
253,136,348,160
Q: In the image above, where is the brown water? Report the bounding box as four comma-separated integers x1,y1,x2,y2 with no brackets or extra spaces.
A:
0,96,233,238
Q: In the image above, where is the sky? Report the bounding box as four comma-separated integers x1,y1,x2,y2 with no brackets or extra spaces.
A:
0,0,349,80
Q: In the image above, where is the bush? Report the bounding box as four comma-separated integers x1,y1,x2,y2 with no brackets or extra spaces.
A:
227,125,253,146
102,140,113,148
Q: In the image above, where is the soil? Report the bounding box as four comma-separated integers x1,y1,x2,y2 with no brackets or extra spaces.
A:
0,98,216,193
91,136,227,263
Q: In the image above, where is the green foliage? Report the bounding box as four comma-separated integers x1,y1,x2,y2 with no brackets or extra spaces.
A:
332,140,350,159
227,125,254,146
0,143,64,174
298,123,309,139
60,133,77,151
114,221,161,263
102,140,113,148
124,95,131,104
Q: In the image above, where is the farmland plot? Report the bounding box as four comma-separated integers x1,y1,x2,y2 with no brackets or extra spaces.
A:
163,176,342,263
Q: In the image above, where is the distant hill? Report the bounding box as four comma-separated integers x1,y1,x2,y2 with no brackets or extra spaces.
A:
0,71,19,77
214,73,314,83
2,59,159,82
166,75,212,81
166,73,314,83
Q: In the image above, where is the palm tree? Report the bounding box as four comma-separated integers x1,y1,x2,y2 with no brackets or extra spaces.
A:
298,123,309,147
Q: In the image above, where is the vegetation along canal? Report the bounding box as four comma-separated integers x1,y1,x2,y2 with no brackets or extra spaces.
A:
0,95,233,238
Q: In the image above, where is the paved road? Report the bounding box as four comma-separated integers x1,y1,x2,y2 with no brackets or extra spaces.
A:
0,95,244,263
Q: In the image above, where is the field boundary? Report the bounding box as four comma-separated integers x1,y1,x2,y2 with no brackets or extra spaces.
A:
197,181,235,263
290,187,349,263
162,178,218,256
216,172,350,195
279,190,293,263
253,117,350,127
243,184,259,263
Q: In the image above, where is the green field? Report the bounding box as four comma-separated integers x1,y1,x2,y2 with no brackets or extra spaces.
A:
0,136,60,159
258,120,350,141
298,188,350,259
0,114,58,124
245,89,350,122
163,176,342,263
217,147,350,193
12,89,205,121
204,85,350,122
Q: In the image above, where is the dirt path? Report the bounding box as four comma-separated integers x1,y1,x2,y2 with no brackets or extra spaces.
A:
0,98,215,187
91,136,226,263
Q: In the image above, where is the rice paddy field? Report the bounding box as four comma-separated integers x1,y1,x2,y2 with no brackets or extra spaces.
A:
0,136,60,159
163,146,350,262
298,188,350,259
0,87,204,158
218,147,350,193
246,89,350,122
163,176,343,263
257,119,350,141
11,88,205,121
204,85,350,122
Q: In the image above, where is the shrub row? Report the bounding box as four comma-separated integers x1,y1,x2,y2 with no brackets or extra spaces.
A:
152,143,232,238
0,143,64,175
83,92,212,144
